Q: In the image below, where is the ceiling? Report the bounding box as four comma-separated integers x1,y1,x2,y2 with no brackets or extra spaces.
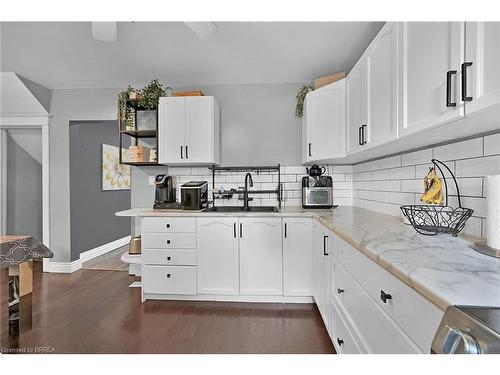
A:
0,22,384,89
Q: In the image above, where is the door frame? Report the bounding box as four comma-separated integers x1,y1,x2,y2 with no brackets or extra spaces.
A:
0,116,50,271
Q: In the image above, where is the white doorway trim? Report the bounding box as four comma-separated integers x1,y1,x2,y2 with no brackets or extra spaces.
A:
0,115,51,271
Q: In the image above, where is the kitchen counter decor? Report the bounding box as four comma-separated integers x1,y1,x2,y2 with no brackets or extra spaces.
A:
400,159,474,236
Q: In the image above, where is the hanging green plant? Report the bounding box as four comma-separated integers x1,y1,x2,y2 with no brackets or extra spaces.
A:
138,79,166,110
118,86,136,130
295,85,314,118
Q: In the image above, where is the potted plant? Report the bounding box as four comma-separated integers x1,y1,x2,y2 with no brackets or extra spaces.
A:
136,79,167,131
118,86,136,130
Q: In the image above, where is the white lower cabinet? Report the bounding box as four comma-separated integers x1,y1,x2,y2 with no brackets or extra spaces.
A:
331,302,361,354
197,218,239,295
142,265,197,295
239,217,283,295
283,218,313,296
332,259,420,353
312,222,331,333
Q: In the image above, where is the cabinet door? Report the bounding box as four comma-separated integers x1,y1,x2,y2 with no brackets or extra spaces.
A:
465,22,500,115
185,96,213,163
158,97,186,163
312,222,323,307
397,22,464,136
322,231,332,333
365,22,398,148
302,95,313,163
239,217,283,295
346,61,366,154
283,218,313,296
197,218,239,295
309,80,346,160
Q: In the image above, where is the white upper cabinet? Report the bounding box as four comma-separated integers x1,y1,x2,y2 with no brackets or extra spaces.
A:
397,22,465,137
346,60,366,154
464,22,500,115
283,218,313,296
239,217,283,296
197,218,239,295
365,22,398,148
302,79,346,163
158,96,220,165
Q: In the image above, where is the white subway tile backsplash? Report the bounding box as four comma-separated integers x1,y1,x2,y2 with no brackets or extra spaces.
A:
372,169,391,180
380,180,401,192
455,155,500,177
379,155,402,170
401,179,423,194
389,166,416,180
484,133,500,156
372,191,391,202
401,148,433,166
332,165,354,173
434,138,483,161
389,192,415,205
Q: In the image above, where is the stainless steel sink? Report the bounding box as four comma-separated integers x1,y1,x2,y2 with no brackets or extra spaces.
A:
205,206,279,213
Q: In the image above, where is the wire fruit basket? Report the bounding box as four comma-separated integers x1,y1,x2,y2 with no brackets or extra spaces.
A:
400,159,474,236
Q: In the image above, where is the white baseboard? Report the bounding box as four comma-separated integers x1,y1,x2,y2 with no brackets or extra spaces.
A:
45,235,131,273
79,235,131,263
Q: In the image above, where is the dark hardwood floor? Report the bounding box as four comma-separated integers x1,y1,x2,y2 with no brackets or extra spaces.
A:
8,264,335,354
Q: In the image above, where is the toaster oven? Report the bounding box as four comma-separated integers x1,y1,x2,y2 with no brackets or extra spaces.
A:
302,176,333,208
181,181,209,210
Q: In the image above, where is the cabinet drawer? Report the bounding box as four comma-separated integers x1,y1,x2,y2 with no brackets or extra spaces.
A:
142,233,196,249
333,260,421,353
331,303,361,354
330,233,443,352
142,217,196,233
142,265,196,295
142,249,196,266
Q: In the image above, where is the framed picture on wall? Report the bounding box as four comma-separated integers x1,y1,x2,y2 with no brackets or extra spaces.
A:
102,144,131,191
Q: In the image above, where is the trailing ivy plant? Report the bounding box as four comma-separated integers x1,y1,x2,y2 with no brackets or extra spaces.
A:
295,85,314,118
118,86,136,129
138,79,166,110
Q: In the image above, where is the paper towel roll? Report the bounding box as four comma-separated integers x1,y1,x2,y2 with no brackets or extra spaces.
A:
485,175,500,249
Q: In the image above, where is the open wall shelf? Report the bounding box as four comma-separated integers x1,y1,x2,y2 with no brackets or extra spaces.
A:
118,99,159,165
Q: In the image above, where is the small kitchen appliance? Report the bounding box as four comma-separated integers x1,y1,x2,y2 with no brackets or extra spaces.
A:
431,305,500,354
153,174,179,209
302,175,334,209
306,164,327,177
181,181,209,210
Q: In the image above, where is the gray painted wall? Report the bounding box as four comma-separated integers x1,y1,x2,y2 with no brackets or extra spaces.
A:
49,83,304,261
49,88,123,262
17,75,52,113
175,83,304,166
6,130,42,239
69,121,131,261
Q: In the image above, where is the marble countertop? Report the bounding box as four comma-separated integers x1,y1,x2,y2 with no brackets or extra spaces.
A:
116,206,500,310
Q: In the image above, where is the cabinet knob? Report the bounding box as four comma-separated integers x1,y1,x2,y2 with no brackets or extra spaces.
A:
337,288,344,294
166,224,170,228
166,274,171,278
166,239,171,244
167,256,171,261
380,290,392,303
337,338,344,346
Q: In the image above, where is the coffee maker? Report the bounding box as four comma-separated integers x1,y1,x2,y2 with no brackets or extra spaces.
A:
153,175,180,209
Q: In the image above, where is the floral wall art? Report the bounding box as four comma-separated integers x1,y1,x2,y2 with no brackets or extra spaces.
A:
102,144,131,190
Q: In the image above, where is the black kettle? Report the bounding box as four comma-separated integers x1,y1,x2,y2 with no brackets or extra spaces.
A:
306,164,326,177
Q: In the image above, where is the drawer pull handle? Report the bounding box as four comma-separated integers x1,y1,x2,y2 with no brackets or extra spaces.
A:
167,256,171,261
380,290,392,303
337,338,344,346
337,288,344,294
166,274,171,278
166,224,170,228
166,240,171,244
